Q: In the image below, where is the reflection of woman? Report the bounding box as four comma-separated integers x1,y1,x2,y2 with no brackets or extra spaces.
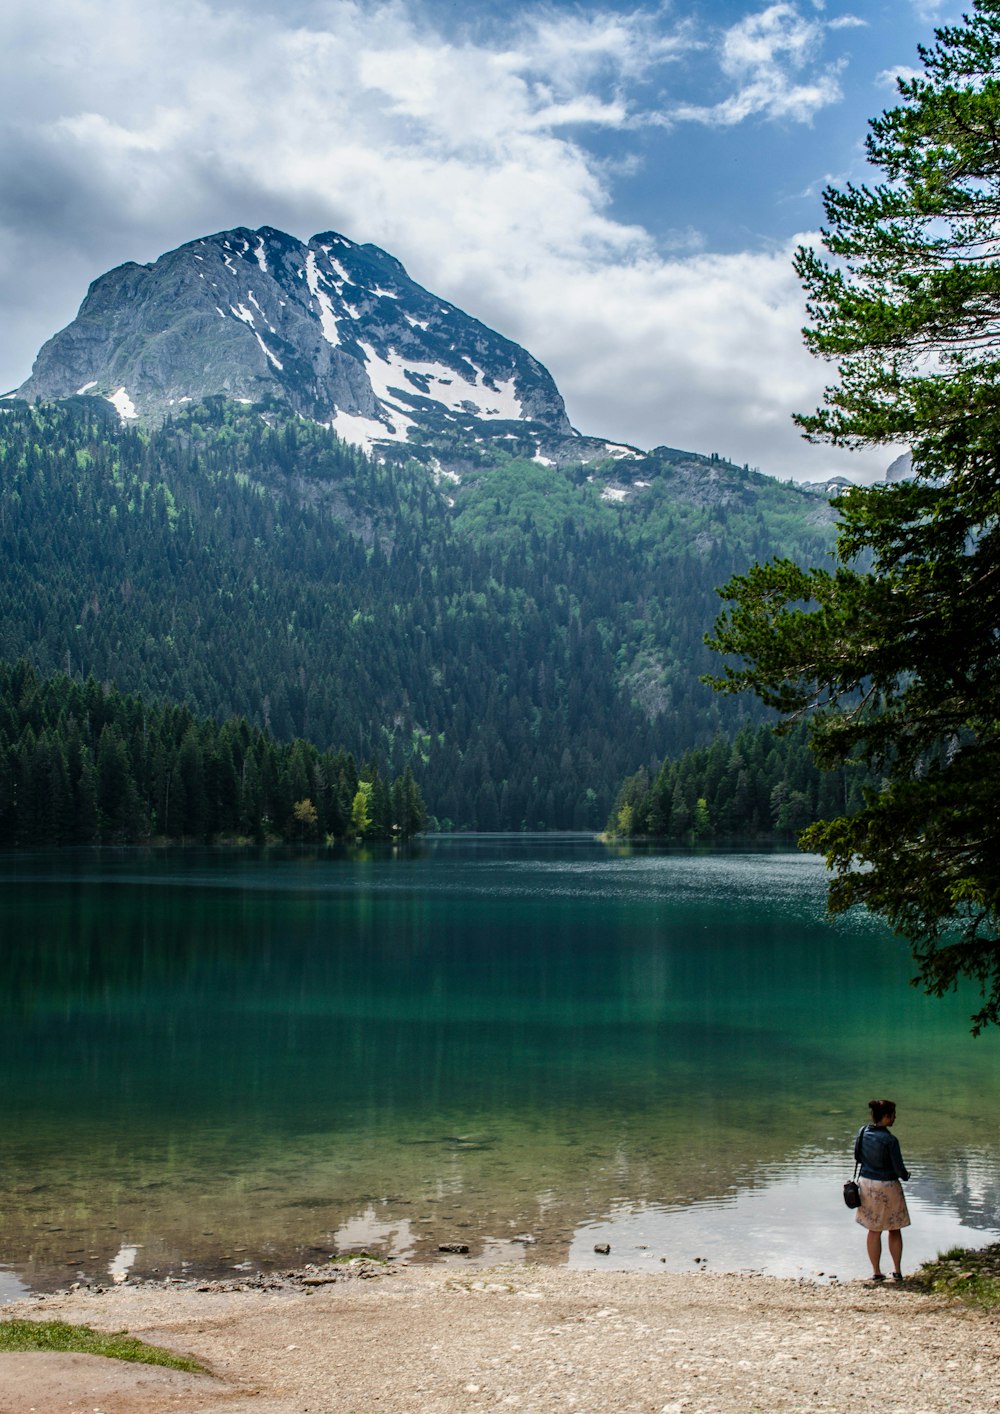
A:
855,1098,910,1282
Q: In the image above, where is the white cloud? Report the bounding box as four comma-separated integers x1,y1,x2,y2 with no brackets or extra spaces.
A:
0,0,887,482
876,64,924,89
510,8,697,90
673,3,846,126
723,3,820,70
507,237,833,466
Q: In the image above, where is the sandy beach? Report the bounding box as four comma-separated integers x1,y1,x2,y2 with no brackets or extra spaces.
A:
2,1261,999,1414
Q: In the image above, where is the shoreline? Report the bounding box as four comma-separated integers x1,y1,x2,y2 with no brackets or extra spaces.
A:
2,1260,998,1413
0,1240,871,1304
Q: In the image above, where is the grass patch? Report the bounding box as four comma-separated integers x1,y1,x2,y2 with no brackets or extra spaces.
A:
913,1244,1000,1309
0,1319,205,1373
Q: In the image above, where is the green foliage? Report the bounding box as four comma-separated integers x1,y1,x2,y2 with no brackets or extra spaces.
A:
0,1318,205,1372
707,2,1000,1031
915,1244,1000,1309
793,2,1000,471
606,721,869,842
0,659,425,845
0,395,832,831
350,781,373,839
292,797,319,839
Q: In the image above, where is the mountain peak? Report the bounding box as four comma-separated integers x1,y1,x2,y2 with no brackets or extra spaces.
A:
17,224,574,457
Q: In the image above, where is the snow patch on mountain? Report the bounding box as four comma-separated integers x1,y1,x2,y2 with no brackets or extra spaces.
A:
331,409,395,451
254,333,283,370
108,387,139,421
305,251,341,347
360,342,523,422
326,256,354,287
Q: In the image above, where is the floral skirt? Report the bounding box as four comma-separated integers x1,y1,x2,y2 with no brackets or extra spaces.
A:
855,1177,911,1232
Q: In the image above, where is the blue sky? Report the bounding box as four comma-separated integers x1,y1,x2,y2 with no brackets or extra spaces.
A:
0,0,966,480
426,0,935,252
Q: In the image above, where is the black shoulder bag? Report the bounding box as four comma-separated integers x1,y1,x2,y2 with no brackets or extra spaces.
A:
843,1163,861,1208
843,1128,863,1208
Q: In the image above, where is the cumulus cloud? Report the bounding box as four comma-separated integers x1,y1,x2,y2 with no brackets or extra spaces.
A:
0,0,885,481
510,236,835,471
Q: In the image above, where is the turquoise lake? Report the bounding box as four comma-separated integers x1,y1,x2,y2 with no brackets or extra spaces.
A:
0,837,998,1297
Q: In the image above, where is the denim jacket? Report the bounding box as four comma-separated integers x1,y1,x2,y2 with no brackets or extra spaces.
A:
854,1123,910,1182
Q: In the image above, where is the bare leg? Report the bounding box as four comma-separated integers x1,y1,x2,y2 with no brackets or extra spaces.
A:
866,1229,883,1275
888,1229,903,1275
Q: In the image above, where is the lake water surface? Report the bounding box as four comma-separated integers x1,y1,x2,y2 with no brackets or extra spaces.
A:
1,837,998,1297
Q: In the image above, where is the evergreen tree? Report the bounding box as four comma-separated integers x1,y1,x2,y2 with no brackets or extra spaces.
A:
96,725,144,841
0,661,429,847
708,2,1000,1030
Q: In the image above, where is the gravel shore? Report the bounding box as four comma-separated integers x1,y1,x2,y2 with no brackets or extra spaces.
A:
2,1262,999,1413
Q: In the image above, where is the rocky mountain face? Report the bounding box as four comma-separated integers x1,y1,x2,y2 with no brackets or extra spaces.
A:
17,225,600,464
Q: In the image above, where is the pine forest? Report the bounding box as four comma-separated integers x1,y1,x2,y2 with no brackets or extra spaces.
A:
0,396,834,834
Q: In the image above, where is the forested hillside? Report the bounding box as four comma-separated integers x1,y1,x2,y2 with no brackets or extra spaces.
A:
607,722,873,843
0,660,424,844
0,396,834,828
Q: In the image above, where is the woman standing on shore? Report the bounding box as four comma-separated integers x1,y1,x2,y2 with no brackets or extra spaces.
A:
855,1098,911,1281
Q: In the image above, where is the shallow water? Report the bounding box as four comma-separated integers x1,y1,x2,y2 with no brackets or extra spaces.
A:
0,837,997,1291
